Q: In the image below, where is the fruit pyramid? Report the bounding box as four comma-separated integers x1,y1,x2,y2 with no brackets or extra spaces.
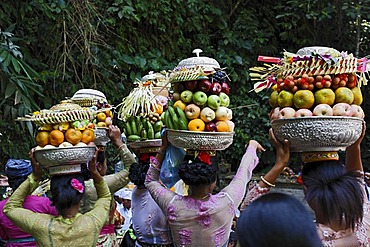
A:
164,49,234,132
116,73,169,141
17,102,96,149
250,46,368,120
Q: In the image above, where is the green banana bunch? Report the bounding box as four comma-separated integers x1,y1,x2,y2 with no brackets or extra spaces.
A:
165,106,188,130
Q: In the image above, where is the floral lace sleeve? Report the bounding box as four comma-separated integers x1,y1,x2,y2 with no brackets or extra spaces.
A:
221,146,259,206
239,181,271,211
144,156,176,215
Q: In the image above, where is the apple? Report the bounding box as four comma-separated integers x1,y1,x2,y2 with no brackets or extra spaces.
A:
333,103,354,116
335,87,354,104
105,117,112,125
269,91,279,108
219,92,230,107
294,109,313,117
221,82,230,94
198,79,212,93
192,91,208,106
314,88,335,106
205,122,217,132
351,87,363,105
215,106,229,121
210,82,222,95
180,90,194,104
279,107,296,119
172,92,181,101
225,120,235,132
184,104,201,119
226,108,232,120
269,107,281,121
278,90,294,107
293,90,314,109
313,104,333,116
207,95,221,110
350,104,365,119
200,107,216,123
185,80,198,91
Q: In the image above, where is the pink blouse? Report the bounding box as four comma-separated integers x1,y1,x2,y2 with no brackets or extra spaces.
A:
145,146,259,247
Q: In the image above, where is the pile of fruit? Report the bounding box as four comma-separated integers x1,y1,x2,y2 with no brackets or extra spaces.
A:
165,49,234,133
22,103,97,150
116,77,167,141
250,47,368,121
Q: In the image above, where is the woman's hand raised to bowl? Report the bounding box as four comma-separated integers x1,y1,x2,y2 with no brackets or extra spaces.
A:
88,147,103,183
29,148,42,182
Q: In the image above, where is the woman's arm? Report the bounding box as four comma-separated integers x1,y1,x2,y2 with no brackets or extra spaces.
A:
345,121,366,172
144,130,176,213
221,140,264,205
3,149,44,233
240,129,290,211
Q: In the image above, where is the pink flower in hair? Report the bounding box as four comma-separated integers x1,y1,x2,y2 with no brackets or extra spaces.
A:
71,178,84,193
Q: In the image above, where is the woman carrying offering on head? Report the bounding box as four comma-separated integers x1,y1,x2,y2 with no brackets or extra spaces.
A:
3,147,111,246
144,129,273,247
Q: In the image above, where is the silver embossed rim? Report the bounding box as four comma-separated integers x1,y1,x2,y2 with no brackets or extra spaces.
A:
94,127,110,146
271,116,364,152
34,146,96,167
167,130,234,150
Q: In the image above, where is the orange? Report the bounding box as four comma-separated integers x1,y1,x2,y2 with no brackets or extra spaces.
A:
97,112,107,122
49,129,65,146
65,128,82,145
188,119,205,132
36,131,50,147
152,104,163,115
216,121,230,132
81,128,95,144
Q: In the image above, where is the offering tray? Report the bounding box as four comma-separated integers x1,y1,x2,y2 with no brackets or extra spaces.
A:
167,130,234,151
34,146,96,175
128,139,162,155
271,116,364,152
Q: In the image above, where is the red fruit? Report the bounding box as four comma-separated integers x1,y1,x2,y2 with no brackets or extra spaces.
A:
198,79,212,93
221,82,230,94
205,122,217,132
210,82,222,94
185,80,198,91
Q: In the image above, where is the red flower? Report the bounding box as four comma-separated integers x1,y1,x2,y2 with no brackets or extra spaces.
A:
198,151,211,165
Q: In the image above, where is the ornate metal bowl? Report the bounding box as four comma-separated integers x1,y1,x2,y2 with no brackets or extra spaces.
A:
128,139,162,156
271,116,364,152
94,127,110,146
167,130,234,150
34,146,96,174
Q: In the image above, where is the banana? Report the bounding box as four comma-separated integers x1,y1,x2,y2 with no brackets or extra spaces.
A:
147,122,155,139
175,106,188,126
128,135,141,141
140,128,147,139
168,106,179,130
166,112,175,130
178,118,188,130
125,121,132,136
137,119,144,138
161,111,168,127
129,116,138,135
135,116,141,128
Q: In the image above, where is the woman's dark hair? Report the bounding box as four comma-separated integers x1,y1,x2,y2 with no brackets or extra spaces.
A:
50,174,85,215
178,155,219,186
236,193,321,247
129,161,149,186
7,175,28,191
302,160,364,230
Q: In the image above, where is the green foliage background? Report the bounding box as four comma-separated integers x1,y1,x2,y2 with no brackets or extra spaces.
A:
1,0,370,173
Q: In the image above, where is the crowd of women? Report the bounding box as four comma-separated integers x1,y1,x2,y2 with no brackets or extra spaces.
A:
0,122,369,247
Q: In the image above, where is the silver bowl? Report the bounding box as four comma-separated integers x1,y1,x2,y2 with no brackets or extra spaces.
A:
34,146,96,170
167,130,234,150
94,127,110,146
271,116,364,152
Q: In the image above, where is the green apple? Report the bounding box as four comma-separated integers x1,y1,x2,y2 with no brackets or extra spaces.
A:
335,87,354,104
207,95,221,110
219,92,230,107
192,91,208,106
277,90,294,107
314,88,335,106
293,90,314,109
180,90,194,104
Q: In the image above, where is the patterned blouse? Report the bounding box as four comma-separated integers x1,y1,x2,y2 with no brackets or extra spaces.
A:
3,174,111,247
144,146,259,247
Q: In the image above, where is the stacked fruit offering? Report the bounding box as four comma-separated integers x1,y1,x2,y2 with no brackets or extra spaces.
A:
163,69,234,132
268,73,364,120
28,103,96,150
116,78,167,141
